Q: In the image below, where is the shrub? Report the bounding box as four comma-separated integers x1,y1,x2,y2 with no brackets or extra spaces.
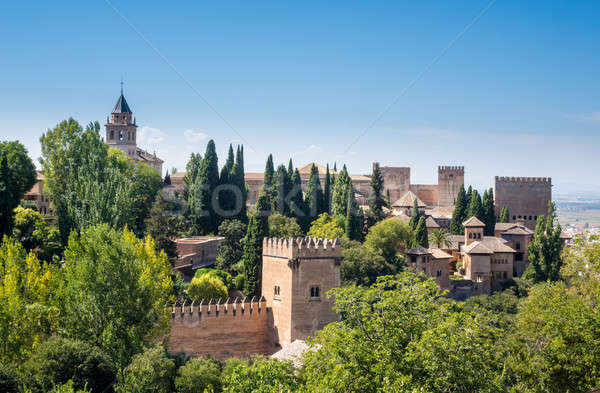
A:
194,268,233,290
21,337,115,393
234,274,246,291
187,275,228,301
174,357,221,393
115,346,175,393
0,363,21,393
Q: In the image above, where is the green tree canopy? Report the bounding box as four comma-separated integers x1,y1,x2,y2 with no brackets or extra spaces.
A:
175,357,222,393
187,274,228,301
523,202,563,283
331,165,351,217
364,218,412,264
115,346,175,393
222,356,296,393
216,219,247,272
340,239,396,286
56,225,173,372
0,141,37,237
12,206,62,262
308,213,345,240
268,213,303,238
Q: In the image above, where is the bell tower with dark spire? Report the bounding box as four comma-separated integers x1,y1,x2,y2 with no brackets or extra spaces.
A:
105,82,138,159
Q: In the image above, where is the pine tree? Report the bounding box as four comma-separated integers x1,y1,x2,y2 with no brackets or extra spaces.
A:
331,165,350,217
466,189,484,222
409,198,420,231
323,164,331,214
304,164,323,225
368,163,386,223
345,184,363,241
414,216,429,248
482,188,496,236
272,164,291,216
499,206,509,223
450,184,467,235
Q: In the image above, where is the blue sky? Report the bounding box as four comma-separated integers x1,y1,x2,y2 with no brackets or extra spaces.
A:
1,1,599,193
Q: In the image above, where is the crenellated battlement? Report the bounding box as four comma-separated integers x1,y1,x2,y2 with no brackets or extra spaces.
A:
438,165,464,173
168,296,267,323
262,237,341,259
495,176,551,184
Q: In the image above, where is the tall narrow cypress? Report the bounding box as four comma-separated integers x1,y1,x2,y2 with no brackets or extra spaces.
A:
287,158,294,178
414,216,429,248
331,165,350,217
368,162,386,223
231,145,247,221
345,184,363,241
450,184,467,235
289,169,305,225
323,164,331,214
191,140,220,234
272,164,291,216
409,198,420,231
466,189,484,222
499,206,509,223
482,188,496,236
304,164,323,225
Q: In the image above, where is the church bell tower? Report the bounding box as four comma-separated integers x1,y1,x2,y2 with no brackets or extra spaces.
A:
105,83,137,159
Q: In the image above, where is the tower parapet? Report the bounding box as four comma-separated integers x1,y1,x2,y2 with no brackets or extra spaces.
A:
437,165,465,207
495,176,551,183
494,176,552,229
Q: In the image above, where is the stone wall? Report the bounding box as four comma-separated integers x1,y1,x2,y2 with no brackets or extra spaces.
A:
410,184,439,206
379,166,411,202
167,298,273,360
494,177,551,229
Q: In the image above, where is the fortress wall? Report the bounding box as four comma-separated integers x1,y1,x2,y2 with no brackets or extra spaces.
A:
494,177,551,229
167,298,273,360
410,184,439,206
379,166,411,202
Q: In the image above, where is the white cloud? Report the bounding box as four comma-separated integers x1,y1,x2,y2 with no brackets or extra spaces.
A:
565,111,600,124
138,126,165,144
184,129,208,143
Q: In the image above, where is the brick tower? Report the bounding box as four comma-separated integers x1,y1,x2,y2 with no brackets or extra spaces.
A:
437,166,465,207
105,84,137,159
262,237,341,347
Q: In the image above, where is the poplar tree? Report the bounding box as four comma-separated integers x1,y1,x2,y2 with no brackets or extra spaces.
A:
345,185,363,241
482,188,496,236
466,189,484,222
331,165,351,217
499,206,509,223
414,216,429,248
323,164,332,214
368,163,386,223
304,164,323,225
450,184,467,235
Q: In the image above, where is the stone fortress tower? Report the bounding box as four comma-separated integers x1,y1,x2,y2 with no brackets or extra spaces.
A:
167,237,341,359
437,166,465,207
494,177,552,229
261,237,341,347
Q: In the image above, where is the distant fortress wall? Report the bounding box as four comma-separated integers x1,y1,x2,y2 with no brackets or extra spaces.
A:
494,176,552,229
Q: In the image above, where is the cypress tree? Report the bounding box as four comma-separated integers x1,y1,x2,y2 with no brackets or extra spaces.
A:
287,158,294,178
466,185,473,207
345,184,363,241
323,164,331,214
224,144,235,173
333,162,337,172
190,140,219,234
368,162,386,223
262,154,275,208
272,164,291,216
499,206,509,223
163,170,171,185
331,165,350,217
231,145,247,221
304,164,323,225
183,152,202,199
414,216,429,248
241,215,261,296
482,188,496,236
0,152,12,237
466,189,484,222
409,198,420,231
450,184,467,235
218,160,232,219
524,203,563,283
289,169,305,226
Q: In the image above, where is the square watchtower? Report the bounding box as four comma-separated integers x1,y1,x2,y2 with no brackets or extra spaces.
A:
261,237,341,347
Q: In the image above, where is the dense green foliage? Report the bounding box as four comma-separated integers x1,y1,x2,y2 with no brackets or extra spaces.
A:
331,165,351,217
194,268,233,290
308,213,345,240
523,202,563,283
340,239,396,286
21,338,115,393
56,225,173,371
268,213,302,238
12,206,62,262
187,274,229,301
144,190,185,259
175,357,221,393
414,216,429,248
344,184,363,241
115,346,175,393
0,141,37,237
364,218,412,264
222,357,296,393
216,219,247,272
